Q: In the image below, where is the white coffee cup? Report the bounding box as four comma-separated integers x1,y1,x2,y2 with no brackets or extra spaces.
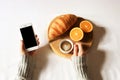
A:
59,39,73,54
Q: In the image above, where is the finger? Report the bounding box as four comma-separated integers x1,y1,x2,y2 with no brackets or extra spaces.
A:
73,44,78,56
20,40,26,54
76,42,84,56
20,40,24,51
36,37,39,41
35,34,37,37
35,34,40,45
37,41,40,45
36,38,40,45
29,50,36,55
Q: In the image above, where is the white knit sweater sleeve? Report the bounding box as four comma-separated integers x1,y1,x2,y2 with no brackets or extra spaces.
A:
15,54,35,80
71,56,89,80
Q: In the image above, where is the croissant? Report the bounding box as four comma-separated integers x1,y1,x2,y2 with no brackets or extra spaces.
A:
48,14,77,41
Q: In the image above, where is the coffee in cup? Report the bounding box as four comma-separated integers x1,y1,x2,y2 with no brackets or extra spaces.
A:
59,39,73,54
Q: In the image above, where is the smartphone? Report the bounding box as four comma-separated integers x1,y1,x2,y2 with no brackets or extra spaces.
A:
20,23,38,52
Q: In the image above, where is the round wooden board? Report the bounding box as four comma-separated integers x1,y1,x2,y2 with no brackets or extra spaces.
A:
48,17,93,59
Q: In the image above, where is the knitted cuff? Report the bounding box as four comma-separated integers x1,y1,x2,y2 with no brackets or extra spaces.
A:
16,54,35,80
71,56,88,80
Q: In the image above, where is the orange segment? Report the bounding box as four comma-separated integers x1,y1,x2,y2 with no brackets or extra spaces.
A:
80,20,93,33
70,27,84,41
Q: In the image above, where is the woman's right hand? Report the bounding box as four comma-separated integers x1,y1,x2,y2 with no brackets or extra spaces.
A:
72,42,85,57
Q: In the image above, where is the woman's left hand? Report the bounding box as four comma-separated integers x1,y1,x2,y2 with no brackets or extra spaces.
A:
20,35,40,55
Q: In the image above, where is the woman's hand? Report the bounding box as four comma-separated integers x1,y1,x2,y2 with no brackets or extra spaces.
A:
20,35,40,55
72,42,84,56
71,42,89,80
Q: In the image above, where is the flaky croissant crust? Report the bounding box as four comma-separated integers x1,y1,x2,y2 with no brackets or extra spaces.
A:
48,14,77,41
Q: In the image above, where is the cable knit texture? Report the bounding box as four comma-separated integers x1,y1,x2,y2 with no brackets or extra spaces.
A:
15,54,35,80
15,54,88,80
71,56,89,80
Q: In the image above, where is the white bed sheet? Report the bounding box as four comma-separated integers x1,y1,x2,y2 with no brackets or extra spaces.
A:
0,0,120,80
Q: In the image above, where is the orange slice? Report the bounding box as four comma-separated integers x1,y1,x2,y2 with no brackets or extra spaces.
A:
70,27,84,41
80,20,93,33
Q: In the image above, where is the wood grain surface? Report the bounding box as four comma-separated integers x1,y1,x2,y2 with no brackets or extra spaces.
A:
48,16,93,59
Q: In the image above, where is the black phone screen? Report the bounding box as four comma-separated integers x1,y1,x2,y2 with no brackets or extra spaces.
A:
20,26,37,49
